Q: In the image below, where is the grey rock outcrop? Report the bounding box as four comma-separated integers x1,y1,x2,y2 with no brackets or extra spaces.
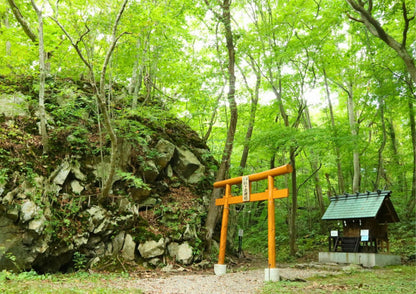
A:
176,242,193,265
155,139,176,170
168,241,193,265
0,77,217,274
20,201,38,223
121,234,136,261
138,238,165,259
172,147,205,183
0,92,29,116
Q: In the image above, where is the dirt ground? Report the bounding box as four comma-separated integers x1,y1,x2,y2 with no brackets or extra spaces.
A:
121,267,335,293
105,257,345,294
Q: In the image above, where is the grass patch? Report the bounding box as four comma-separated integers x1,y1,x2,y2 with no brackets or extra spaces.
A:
0,270,143,294
261,265,416,293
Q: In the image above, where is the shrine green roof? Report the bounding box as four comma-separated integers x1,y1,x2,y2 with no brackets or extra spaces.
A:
321,191,399,222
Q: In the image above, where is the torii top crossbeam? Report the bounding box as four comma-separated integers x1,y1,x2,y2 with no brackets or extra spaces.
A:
213,164,293,188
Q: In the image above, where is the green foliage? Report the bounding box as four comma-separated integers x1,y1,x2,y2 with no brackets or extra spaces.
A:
117,171,150,190
45,195,88,245
73,252,88,271
0,168,9,186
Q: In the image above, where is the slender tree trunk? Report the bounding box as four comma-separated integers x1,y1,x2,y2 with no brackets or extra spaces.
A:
129,34,150,109
374,95,387,190
303,106,325,215
267,66,300,256
204,0,238,245
203,91,223,142
129,38,143,109
289,148,297,256
96,1,128,202
407,94,416,216
238,58,260,174
387,118,404,192
323,69,345,193
51,0,129,203
31,1,48,153
7,0,50,152
4,13,11,56
346,82,360,192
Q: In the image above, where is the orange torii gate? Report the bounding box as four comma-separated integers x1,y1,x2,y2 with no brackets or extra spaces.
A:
213,164,293,281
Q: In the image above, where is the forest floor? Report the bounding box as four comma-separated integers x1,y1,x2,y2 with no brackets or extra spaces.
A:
4,255,414,294
113,263,343,293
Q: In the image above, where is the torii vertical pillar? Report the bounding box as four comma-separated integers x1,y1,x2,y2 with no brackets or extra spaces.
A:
212,164,293,281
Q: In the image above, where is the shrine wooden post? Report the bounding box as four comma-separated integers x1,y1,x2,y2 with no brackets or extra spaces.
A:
213,164,293,281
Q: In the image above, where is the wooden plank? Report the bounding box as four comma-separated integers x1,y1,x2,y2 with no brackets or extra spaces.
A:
213,164,293,188
215,188,289,206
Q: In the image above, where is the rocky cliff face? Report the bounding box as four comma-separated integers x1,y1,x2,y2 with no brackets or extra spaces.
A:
0,76,217,273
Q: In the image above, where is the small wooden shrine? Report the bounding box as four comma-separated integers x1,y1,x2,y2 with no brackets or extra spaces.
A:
322,190,399,253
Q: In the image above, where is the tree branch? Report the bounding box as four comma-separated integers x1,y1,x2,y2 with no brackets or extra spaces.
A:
7,0,38,42
345,0,416,84
50,17,93,74
99,0,129,95
401,0,415,48
297,163,322,193
346,12,364,23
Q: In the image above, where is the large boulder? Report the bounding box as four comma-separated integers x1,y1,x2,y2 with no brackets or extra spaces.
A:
28,215,47,235
87,206,111,234
121,234,136,261
112,231,126,254
0,215,43,271
178,242,194,265
167,241,193,265
138,238,165,259
140,160,159,183
53,160,71,186
172,147,205,183
20,200,38,223
0,92,29,116
155,139,176,170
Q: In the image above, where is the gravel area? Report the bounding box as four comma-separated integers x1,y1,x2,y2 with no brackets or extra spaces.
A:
122,266,339,294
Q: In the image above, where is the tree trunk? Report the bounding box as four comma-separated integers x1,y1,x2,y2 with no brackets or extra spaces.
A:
238,58,260,174
7,0,49,152
204,0,238,245
129,37,144,109
303,106,325,215
323,69,345,193
31,1,48,153
346,82,360,192
51,0,129,204
4,12,11,55
289,148,297,256
374,95,386,190
407,94,416,216
96,0,128,202
203,91,223,142
387,118,404,193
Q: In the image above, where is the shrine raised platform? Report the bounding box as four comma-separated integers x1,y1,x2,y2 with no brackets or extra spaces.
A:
319,252,401,267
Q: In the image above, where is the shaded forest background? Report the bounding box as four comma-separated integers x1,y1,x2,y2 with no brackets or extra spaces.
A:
0,0,415,262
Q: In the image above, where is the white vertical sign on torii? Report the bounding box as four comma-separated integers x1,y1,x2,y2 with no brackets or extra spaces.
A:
242,176,250,202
